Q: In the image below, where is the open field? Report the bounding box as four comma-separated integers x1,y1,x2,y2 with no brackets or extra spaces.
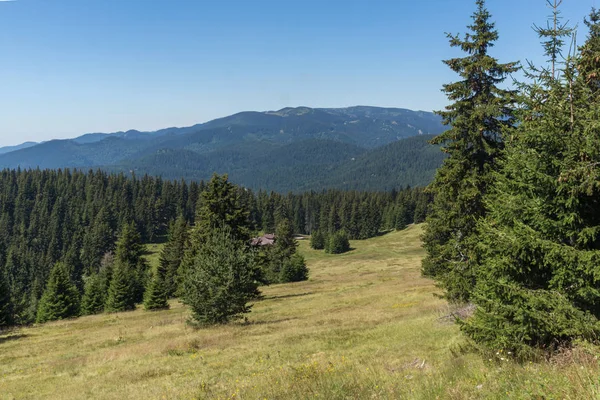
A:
1,225,599,399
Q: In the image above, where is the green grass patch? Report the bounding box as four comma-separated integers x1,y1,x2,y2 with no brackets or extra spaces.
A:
1,225,599,399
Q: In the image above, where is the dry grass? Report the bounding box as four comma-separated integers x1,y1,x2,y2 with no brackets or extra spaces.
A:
1,225,599,399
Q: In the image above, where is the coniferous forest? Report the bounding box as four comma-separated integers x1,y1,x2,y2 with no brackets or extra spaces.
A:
0,168,429,327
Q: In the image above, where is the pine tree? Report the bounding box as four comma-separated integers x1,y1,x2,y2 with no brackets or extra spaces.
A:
310,230,326,250
326,231,351,254
394,203,409,231
159,216,188,297
193,174,251,244
36,262,80,323
462,7,600,358
0,267,14,329
182,226,260,325
263,219,299,283
421,0,518,302
80,273,106,315
280,253,309,283
144,263,169,311
115,222,145,267
105,259,136,312
114,222,147,304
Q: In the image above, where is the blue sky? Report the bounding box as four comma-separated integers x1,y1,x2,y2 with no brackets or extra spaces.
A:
0,0,597,146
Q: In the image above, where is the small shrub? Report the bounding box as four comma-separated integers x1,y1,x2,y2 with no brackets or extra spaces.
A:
310,230,326,250
280,254,309,282
326,231,350,254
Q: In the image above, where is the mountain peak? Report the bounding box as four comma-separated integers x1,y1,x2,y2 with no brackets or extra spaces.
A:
265,106,314,117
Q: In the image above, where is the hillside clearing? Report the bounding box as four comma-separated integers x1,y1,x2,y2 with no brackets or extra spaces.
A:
1,225,598,399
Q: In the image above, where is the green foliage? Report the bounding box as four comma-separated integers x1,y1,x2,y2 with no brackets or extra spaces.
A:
260,219,305,284
144,269,169,311
0,267,14,329
144,250,170,311
279,254,309,283
182,226,261,325
0,166,428,325
115,223,148,304
80,273,106,316
159,216,189,297
326,231,351,254
36,263,80,323
115,222,145,267
105,259,136,313
422,0,518,302
310,230,326,250
462,7,600,357
194,174,251,243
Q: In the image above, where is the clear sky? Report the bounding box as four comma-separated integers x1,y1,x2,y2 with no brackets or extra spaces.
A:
0,0,597,146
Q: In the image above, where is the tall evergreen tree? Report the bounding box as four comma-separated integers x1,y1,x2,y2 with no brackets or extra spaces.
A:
114,222,147,303
36,262,80,323
0,266,14,329
193,174,251,243
262,219,299,283
80,273,106,316
144,263,169,311
105,259,136,312
421,0,518,302
183,226,260,325
462,7,600,357
159,216,188,297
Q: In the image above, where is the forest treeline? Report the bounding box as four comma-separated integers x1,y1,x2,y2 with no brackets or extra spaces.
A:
0,168,430,326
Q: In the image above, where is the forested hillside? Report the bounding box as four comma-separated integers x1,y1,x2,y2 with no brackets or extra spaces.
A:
108,135,445,192
0,169,429,326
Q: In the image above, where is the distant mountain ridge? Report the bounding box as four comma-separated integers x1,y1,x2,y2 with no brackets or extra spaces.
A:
0,141,38,155
0,106,445,191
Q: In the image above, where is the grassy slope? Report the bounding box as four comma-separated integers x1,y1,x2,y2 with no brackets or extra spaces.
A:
1,225,599,399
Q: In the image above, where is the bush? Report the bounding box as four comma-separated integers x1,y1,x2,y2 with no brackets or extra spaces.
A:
326,231,350,254
280,254,309,283
310,230,326,250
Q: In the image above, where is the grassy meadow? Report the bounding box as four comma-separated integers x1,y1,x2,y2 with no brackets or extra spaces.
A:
1,225,599,399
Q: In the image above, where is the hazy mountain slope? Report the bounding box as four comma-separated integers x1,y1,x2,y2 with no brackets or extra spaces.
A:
0,141,38,155
107,135,444,192
0,106,443,170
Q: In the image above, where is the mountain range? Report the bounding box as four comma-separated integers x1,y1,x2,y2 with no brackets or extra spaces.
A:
0,106,446,191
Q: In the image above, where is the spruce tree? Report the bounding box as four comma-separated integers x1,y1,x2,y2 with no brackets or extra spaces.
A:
462,7,600,357
263,219,299,283
144,264,169,311
36,262,80,323
159,216,188,297
280,253,309,283
105,259,136,312
114,222,147,304
326,231,351,254
193,174,251,243
421,0,518,302
183,226,260,325
80,273,106,316
0,267,14,329
310,230,326,250
180,174,252,291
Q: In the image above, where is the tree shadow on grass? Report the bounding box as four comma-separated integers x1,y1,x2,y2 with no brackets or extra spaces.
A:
261,292,314,301
0,333,28,344
242,317,298,326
